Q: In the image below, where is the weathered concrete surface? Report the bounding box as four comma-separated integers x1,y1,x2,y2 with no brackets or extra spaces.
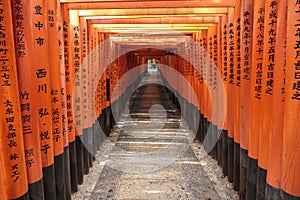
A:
73,71,237,200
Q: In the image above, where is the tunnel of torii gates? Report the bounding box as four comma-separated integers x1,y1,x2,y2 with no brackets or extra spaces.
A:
0,0,299,199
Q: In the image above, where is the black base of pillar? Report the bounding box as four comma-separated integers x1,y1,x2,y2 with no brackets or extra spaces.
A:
281,190,300,200
246,157,258,200
221,130,228,176
54,153,66,199
42,164,56,200
233,142,240,191
211,124,218,160
265,184,280,200
239,148,248,200
82,129,89,175
217,128,222,167
92,123,96,161
75,136,84,185
28,179,44,200
227,137,234,183
256,167,267,199
87,127,93,168
69,141,78,193
63,146,72,199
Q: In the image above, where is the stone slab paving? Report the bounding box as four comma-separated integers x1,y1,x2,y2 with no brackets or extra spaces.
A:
73,71,237,200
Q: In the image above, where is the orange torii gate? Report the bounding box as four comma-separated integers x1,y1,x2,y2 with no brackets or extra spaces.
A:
0,0,299,199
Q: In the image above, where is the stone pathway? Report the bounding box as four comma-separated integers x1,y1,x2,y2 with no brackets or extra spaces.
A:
73,71,237,200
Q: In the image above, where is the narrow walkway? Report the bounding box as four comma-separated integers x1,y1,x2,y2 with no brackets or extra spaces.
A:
73,71,235,200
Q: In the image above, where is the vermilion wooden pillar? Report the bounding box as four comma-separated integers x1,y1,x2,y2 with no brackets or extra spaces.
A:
266,0,287,199
282,0,300,198
62,5,78,193
11,0,44,198
239,0,254,198
248,0,266,198
0,0,28,199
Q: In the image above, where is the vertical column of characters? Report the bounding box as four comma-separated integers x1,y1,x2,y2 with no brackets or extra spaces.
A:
192,34,198,132
110,41,114,108
181,45,185,98
227,13,235,134
95,29,101,119
212,24,220,160
86,22,94,167
80,17,90,176
30,0,57,198
227,7,235,183
176,46,180,98
46,0,66,199
95,31,101,118
239,0,254,198
191,35,196,108
265,0,286,197
47,0,64,162
80,17,88,128
92,26,97,160
0,0,28,199
216,18,224,165
109,41,113,111
234,0,242,143
85,21,91,133
194,34,199,120
99,33,105,118
233,0,242,191
103,32,108,131
116,43,121,103
202,30,210,150
207,28,213,124
214,17,224,132
95,30,102,151
202,31,208,129
70,10,83,138
248,0,266,198
93,28,98,125
240,0,254,152
92,27,99,157
182,43,188,102
70,10,84,185
193,33,198,111
221,15,229,177
99,33,105,122
194,34,199,109
196,32,201,114
62,6,75,145
11,0,44,197
115,43,120,107
62,5,78,193
105,34,111,111
198,32,204,120
221,20,228,117
190,36,195,107
209,24,218,122
180,44,185,100
188,38,191,95
258,0,279,198
281,0,300,198
198,31,205,143
57,1,71,198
